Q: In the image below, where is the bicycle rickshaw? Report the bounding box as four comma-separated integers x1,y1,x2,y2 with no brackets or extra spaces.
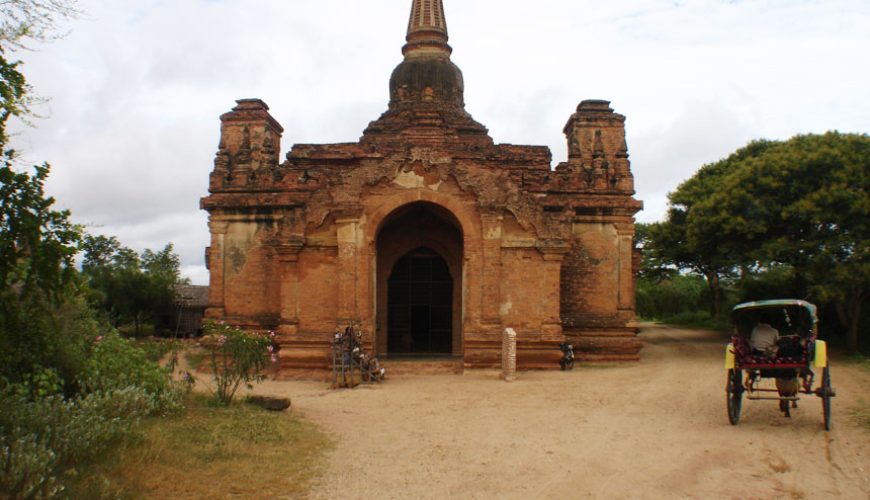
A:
725,299,835,430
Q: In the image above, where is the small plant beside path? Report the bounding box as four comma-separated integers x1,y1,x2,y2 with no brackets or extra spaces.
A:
202,321,278,405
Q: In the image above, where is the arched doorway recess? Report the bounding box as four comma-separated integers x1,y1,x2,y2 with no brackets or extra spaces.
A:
387,247,452,354
375,202,463,357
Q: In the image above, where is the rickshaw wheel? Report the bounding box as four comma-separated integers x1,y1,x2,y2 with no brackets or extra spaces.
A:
822,367,832,431
727,368,743,425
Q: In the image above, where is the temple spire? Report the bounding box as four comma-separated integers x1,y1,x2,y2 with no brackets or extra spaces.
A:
408,0,447,36
403,0,451,58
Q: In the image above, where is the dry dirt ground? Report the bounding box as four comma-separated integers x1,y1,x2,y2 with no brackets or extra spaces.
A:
247,324,870,499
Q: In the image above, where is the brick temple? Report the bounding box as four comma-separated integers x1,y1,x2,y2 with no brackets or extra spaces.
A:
201,0,643,371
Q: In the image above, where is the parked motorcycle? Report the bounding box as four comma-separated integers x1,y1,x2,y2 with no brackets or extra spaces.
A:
559,342,575,371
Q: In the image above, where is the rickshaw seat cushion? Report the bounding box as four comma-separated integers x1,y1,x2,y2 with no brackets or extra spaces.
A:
732,336,807,366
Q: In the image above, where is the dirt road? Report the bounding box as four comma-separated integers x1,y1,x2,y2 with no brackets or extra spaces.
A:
253,324,870,499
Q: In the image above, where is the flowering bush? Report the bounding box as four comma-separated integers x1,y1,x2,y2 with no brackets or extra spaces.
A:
204,321,277,406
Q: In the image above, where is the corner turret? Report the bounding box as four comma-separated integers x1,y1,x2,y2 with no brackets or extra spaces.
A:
210,99,284,189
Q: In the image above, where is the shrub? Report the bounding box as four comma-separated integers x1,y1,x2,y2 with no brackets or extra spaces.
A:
0,387,156,499
79,331,181,414
203,321,275,406
0,295,96,397
0,433,60,500
0,325,182,498
8,366,64,399
134,338,178,363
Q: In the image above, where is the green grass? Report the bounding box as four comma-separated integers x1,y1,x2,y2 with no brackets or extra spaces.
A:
133,338,178,363
65,393,334,499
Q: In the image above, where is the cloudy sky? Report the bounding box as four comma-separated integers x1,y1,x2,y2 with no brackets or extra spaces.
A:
8,0,869,285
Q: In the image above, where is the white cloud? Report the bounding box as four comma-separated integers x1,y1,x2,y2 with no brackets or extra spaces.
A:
6,0,869,284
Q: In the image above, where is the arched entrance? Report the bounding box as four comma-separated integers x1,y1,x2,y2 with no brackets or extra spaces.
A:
375,202,463,357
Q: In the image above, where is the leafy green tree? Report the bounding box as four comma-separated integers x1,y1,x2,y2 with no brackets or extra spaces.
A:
0,115,87,392
0,0,83,306
646,207,732,319
649,140,777,318
0,164,80,301
634,222,676,283
695,133,869,351
0,26,85,388
735,264,800,303
82,236,187,336
0,48,26,143
651,133,869,351
0,17,181,500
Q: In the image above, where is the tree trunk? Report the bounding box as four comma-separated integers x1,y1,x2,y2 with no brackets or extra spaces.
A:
705,272,722,319
836,288,864,353
846,290,863,353
793,267,809,300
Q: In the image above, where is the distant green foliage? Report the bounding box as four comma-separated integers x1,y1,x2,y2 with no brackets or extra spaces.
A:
636,273,733,330
81,235,188,336
637,274,708,320
660,311,730,331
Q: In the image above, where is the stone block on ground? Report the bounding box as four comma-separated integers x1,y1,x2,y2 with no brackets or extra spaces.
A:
248,395,291,411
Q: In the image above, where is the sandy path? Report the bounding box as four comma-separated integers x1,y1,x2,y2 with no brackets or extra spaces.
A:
250,324,870,499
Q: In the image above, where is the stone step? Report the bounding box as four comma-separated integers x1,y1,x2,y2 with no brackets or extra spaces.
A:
379,357,464,375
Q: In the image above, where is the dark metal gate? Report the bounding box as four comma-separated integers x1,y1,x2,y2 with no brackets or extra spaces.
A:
387,247,453,354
